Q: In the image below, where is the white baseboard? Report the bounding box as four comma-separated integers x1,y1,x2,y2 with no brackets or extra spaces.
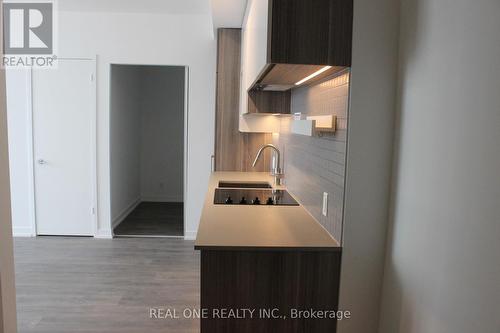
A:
184,230,197,240
112,197,141,230
141,195,183,203
12,226,35,237
94,228,113,239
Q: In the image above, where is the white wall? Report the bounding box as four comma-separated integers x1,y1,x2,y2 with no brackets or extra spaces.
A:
379,1,500,332
338,0,400,331
0,32,18,332
63,11,215,239
110,65,142,227
6,11,216,239
5,69,35,237
63,11,216,239
110,64,185,228
139,66,185,203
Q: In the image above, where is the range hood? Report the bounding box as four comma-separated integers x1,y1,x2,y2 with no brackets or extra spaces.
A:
251,64,347,92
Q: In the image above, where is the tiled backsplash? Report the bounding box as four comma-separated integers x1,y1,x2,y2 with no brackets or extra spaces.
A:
274,71,349,243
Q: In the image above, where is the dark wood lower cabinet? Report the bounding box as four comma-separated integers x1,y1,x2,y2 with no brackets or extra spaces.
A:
200,249,342,333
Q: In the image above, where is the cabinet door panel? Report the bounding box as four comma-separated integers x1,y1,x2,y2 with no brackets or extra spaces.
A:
269,0,353,66
243,0,269,91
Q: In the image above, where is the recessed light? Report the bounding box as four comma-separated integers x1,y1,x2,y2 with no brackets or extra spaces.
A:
295,66,332,86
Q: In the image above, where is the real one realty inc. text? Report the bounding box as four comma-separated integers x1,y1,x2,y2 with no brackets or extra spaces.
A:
149,307,352,321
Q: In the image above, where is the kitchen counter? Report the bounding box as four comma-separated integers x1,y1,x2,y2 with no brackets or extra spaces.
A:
196,172,342,332
195,172,340,250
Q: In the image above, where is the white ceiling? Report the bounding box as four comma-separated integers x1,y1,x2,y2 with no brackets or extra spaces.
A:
58,0,211,14
57,0,248,30
210,0,247,28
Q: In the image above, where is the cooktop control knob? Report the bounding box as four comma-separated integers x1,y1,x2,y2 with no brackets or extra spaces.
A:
225,196,233,204
252,197,261,205
266,197,274,205
240,197,247,204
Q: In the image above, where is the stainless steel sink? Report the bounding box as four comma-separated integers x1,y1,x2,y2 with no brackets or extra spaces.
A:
218,181,272,189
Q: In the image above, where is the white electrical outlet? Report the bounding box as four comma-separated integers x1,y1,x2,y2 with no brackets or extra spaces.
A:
322,192,328,216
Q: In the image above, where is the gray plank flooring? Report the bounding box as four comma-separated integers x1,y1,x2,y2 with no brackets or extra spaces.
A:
14,237,199,333
114,202,184,237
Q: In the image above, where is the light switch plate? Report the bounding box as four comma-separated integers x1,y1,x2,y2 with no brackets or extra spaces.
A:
322,192,328,216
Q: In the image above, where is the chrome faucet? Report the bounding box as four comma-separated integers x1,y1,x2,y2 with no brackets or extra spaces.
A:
252,144,284,185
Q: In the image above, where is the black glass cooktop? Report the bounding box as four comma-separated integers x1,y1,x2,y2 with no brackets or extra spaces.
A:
214,188,299,206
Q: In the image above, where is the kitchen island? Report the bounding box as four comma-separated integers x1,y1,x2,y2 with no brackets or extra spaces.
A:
195,172,342,333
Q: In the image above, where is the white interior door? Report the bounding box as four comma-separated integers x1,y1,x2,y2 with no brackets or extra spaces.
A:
32,59,96,236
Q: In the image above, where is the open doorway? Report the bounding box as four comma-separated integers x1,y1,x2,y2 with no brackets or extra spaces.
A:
110,65,187,237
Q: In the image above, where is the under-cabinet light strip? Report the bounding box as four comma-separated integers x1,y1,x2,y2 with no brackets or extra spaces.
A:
295,66,332,86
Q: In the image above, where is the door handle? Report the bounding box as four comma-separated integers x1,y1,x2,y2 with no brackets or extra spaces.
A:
38,159,47,165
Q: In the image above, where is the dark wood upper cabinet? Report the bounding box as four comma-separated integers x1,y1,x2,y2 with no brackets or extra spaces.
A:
239,0,353,121
246,0,353,93
240,0,353,114
267,0,353,66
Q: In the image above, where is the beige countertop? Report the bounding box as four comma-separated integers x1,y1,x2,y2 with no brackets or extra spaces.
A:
195,172,341,250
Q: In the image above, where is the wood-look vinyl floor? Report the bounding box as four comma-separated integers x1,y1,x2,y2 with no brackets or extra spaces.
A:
114,202,184,237
14,237,199,333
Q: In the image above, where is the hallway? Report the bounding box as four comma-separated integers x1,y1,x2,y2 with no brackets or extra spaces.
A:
114,202,184,237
